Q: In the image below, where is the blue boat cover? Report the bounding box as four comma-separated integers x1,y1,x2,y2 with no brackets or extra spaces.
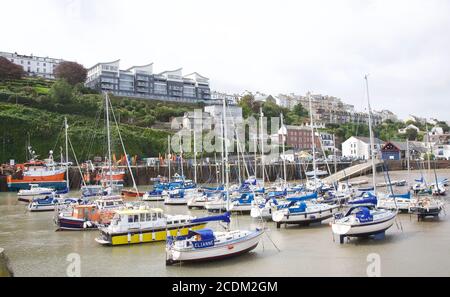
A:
289,202,307,213
191,212,231,224
348,192,377,205
286,192,318,202
388,192,411,199
356,207,373,223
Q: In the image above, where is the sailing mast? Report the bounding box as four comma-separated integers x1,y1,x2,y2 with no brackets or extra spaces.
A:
364,75,377,194
406,139,411,186
260,107,265,188
105,93,113,187
168,135,171,182
193,127,198,184
308,92,317,181
280,113,287,187
223,99,230,217
64,117,69,190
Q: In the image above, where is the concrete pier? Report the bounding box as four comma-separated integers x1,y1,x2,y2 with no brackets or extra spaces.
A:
0,248,13,277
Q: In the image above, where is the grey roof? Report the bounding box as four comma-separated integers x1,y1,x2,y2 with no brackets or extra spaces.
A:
353,136,384,144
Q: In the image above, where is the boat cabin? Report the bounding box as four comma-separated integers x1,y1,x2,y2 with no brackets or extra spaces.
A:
109,208,165,231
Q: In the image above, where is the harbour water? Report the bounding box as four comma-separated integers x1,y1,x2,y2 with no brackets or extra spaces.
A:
0,170,449,277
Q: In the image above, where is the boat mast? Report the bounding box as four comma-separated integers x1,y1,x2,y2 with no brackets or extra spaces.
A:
364,75,377,194
179,136,184,182
425,123,431,180
221,113,225,186
406,139,411,186
223,99,230,214
65,117,69,190
308,92,317,181
105,93,113,187
260,107,265,188
168,135,171,182
281,113,287,187
254,136,257,178
193,127,197,184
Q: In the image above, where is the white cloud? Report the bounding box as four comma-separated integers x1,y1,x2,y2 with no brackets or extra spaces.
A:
1,0,449,120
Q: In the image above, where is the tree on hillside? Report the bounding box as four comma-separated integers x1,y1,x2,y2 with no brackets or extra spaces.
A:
437,121,450,133
49,79,73,103
286,103,309,125
238,94,256,118
54,61,87,85
405,128,418,141
0,57,25,80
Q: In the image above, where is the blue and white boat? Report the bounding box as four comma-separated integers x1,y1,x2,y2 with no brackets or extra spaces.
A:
229,193,258,213
28,195,80,212
142,188,167,202
166,213,263,265
272,196,338,228
377,191,412,211
331,205,397,243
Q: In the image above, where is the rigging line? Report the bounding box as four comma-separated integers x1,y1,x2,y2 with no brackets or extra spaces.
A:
68,133,87,187
108,96,139,193
51,121,65,159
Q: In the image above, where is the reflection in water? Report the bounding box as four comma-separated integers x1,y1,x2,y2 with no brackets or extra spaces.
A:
0,170,449,276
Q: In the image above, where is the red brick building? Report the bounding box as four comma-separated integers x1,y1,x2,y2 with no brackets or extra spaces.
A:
279,125,321,151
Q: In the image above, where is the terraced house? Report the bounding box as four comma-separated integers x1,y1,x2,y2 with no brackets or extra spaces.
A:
85,60,211,103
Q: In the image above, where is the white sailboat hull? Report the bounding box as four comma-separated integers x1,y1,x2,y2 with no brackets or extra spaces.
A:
331,213,396,236
167,231,263,263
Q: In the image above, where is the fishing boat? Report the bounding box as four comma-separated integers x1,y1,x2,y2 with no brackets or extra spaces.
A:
7,148,67,191
165,213,264,265
55,196,124,230
98,167,126,184
331,205,397,243
95,207,207,246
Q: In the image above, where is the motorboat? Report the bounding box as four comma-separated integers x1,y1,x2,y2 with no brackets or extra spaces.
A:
377,192,412,212
55,196,125,230
95,207,207,246
229,193,258,213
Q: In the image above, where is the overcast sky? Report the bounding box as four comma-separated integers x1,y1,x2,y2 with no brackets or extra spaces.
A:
2,0,449,120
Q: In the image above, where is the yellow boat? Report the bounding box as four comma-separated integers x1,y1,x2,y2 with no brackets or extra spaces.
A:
95,207,207,246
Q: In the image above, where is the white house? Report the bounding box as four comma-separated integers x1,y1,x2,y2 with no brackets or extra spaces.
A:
434,144,450,160
342,136,383,160
0,51,65,79
398,124,420,134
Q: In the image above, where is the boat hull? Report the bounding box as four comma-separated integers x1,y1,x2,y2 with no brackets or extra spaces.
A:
274,206,339,227
8,181,67,191
96,223,207,246
167,231,263,264
331,214,396,237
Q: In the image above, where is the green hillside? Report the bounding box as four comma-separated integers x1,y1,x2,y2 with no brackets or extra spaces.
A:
0,78,199,163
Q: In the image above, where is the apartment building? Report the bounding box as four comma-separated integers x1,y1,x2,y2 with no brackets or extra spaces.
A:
85,60,211,103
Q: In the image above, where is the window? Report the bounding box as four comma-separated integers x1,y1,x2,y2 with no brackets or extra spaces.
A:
140,214,146,222
134,215,139,222
128,216,133,223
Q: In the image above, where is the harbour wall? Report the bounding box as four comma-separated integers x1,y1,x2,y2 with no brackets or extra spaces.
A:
1,160,450,190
